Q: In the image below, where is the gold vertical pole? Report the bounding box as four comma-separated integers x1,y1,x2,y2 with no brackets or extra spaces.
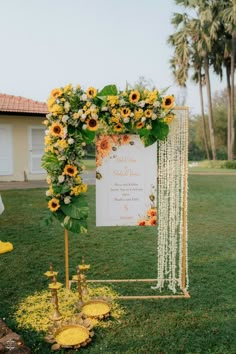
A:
64,228,69,289
181,108,189,290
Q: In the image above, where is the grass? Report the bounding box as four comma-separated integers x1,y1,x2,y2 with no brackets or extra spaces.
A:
0,175,236,353
83,159,96,171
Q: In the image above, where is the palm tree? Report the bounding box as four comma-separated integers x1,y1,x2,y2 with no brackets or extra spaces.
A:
169,8,217,159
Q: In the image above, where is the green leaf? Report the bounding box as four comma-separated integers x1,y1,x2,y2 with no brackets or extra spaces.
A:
62,216,88,234
52,184,71,194
140,134,157,147
152,121,169,140
60,195,88,220
97,84,118,97
81,129,96,144
41,152,61,173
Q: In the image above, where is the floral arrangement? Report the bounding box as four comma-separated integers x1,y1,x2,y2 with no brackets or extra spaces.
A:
42,84,175,233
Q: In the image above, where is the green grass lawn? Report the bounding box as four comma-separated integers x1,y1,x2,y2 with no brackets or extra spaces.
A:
0,175,236,353
189,166,236,174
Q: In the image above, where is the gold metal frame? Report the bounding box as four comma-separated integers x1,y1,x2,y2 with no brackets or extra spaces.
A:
64,107,190,299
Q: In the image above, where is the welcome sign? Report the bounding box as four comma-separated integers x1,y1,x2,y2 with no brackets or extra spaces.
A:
96,134,157,226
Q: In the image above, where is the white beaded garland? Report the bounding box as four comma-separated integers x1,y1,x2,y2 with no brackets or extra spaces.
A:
152,108,189,293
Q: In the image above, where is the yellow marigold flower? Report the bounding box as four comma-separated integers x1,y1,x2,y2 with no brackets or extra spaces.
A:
57,139,68,150
120,107,131,117
161,95,175,109
44,135,52,145
70,185,81,196
144,109,152,118
164,113,175,124
51,104,64,115
134,108,143,120
87,118,98,131
85,109,91,115
48,198,60,212
73,112,80,119
50,88,63,99
136,122,145,129
110,116,120,124
63,164,78,177
75,175,82,184
145,90,158,104
76,84,81,89
129,90,140,103
114,123,124,132
63,83,73,92
50,122,64,137
107,95,119,106
122,91,128,97
81,184,88,193
86,86,97,98
86,101,91,107
111,108,117,115
47,97,56,110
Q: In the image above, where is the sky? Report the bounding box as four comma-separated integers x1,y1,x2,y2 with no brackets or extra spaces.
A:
0,0,227,115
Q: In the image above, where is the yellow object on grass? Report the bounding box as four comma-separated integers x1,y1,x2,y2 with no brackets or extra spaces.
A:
0,240,13,254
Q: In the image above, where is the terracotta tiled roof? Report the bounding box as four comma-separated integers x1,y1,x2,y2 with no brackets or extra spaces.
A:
0,93,48,115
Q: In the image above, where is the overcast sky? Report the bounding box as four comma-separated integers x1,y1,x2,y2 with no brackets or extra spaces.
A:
0,0,226,115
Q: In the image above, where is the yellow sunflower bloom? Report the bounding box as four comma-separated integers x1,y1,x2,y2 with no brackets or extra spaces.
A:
63,164,78,177
129,90,140,103
50,88,63,99
50,122,64,137
87,118,98,131
86,87,97,98
120,107,131,117
136,122,145,130
144,109,152,118
48,198,60,212
114,123,124,132
63,84,73,93
161,95,175,109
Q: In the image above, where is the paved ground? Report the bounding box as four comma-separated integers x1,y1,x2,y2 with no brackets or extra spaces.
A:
0,171,96,190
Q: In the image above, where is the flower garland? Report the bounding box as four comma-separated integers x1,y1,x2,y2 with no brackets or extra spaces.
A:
42,84,175,233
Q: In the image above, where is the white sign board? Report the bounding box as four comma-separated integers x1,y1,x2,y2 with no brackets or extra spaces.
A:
96,135,157,226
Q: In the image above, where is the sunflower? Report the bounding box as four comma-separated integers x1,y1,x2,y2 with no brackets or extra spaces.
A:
129,90,140,103
87,118,98,131
96,136,113,157
50,88,63,99
48,198,60,212
63,164,78,177
50,122,64,137
86,87,97,98
136,122,145,130
161,95,175,109
120,107,131,117
114,123,124,132
144,109,152,118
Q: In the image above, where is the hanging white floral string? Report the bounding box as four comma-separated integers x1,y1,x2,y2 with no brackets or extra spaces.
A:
152,108,189,293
